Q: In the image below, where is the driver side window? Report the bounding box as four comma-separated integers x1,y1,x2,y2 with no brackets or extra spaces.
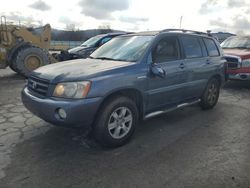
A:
99,37,112,46
152,37,180,63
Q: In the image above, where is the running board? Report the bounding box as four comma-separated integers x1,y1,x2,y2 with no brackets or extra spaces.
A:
144,99,201,120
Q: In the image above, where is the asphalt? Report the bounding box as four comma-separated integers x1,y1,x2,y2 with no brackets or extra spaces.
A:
0,68,250,188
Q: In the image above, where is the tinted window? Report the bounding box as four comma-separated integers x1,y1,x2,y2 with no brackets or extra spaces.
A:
100,37,112,45
181,36,203,58
221,36,250,49
204,38,220,56
152,37,180,63
80,35,103,47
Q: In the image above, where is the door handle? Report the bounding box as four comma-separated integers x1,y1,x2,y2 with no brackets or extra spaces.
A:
179,63,185,69
206,59,211,64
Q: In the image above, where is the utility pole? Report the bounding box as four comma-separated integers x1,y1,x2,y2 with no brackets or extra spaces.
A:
179,16,183,29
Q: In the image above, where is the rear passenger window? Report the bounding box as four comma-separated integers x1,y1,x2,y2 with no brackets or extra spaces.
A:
181,36,203,58
204,38,220,57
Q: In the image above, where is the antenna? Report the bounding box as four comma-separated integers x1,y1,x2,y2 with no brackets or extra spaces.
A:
179,16,183,29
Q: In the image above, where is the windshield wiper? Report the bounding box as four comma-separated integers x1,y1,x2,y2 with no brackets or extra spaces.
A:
94,57,125,61
223,47,248,49
89,56,130,61
235,47,248,49
95,57,116,60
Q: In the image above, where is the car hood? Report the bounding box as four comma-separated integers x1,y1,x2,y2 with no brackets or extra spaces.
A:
223,48,250,60
68,46,90,54
33,58,135,83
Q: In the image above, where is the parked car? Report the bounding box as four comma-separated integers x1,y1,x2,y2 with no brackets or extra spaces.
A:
211,32,236,43
222,36,250,80
56,33,127,61
22,29,225,147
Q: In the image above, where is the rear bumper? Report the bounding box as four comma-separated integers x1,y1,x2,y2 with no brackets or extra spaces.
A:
22,87,102,128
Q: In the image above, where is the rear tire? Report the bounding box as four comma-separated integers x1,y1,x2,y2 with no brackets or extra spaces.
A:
200,78,220,110
12,46,50,77
93,96,139,148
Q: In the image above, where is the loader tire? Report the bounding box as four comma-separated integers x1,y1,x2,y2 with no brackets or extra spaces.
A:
12,46,50,77
9,62,19,73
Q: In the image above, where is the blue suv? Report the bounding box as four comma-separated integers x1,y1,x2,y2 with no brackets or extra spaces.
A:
22,29,225,147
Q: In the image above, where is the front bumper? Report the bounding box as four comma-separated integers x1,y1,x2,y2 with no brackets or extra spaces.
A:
228,73,250,80
22,87,102,127
226,67,250,81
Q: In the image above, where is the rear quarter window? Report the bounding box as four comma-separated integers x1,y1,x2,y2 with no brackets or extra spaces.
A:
181,36,203,59
203,38,220,57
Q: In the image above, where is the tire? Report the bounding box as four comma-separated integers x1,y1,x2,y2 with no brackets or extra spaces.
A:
200,78,220,110
12,46,50,77
9,62,19,73
93,96,139,148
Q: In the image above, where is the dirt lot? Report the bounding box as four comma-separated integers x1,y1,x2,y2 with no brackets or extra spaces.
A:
0,68,250,188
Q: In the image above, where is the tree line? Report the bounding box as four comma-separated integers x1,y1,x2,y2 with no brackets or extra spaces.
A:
51,28,116,41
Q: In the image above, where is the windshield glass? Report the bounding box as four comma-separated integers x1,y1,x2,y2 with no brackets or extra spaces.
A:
90,36,154,62
81,35,103,47
221,36,250,49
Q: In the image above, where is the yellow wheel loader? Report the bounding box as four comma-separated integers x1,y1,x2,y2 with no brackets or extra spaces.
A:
0,16,53,77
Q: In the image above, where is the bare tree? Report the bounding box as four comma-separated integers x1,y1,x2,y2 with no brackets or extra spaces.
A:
98,23,111,30
65,23,76,31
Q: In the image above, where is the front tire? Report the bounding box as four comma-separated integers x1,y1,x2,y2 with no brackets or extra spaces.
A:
200,78,220,110
12,46,50,77
93,96,139,148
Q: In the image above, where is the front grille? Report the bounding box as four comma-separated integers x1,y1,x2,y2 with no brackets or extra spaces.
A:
224,56,240,69
27,76,50,97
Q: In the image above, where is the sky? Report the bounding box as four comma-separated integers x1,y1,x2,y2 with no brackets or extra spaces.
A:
0,0,250,34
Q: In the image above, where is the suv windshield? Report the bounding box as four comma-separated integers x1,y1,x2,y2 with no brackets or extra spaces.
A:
81,35,103,47
221,36,250,49
90,35,154,62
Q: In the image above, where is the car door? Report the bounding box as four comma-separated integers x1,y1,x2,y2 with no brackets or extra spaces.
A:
203,37,222,79
179,35,209,100
146,35,188,112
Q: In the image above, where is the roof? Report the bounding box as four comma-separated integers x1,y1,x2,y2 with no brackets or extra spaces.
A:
105,32,132,37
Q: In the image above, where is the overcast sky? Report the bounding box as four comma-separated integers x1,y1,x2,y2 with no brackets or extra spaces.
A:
0,0,249,34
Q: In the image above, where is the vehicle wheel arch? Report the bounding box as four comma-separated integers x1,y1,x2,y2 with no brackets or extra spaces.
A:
209,74,222,86
200,74,222,100
95,88,144,122
200,75,221,110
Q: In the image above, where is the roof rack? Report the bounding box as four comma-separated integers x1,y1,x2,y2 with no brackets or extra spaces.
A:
160,29,212,37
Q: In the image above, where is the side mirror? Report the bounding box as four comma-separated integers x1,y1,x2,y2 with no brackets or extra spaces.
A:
151,63,166,78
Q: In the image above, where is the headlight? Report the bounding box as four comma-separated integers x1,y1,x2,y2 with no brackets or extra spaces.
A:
53,81,91,99
241,59,250,67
